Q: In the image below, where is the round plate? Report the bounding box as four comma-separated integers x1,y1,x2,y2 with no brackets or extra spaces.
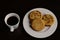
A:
23,8,58,38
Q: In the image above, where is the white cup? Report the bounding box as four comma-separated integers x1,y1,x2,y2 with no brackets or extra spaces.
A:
4,13,20,32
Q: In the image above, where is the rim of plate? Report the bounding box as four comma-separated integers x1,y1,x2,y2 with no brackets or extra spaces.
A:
23,8,58,38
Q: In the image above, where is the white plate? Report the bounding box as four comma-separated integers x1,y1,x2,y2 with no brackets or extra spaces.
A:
23,8,58,38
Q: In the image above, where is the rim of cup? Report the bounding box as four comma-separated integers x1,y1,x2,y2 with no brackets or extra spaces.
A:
4,13,20,28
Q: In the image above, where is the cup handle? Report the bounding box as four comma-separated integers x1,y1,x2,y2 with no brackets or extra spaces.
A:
10,27,14,32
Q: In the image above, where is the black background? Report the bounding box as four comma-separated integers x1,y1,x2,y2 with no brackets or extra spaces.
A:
0,0,60,40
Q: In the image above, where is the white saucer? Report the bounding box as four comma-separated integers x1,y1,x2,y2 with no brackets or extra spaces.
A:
23,8,58,38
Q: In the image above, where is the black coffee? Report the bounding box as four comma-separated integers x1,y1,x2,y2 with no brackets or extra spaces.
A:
7,16,18,25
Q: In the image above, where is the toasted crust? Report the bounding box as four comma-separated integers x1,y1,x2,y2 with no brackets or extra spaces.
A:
29,10,54,31
42,14,54,26
31,19,45,31
29,10,42,20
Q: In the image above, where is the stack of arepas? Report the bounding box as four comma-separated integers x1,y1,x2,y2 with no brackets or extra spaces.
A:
29,10,54,31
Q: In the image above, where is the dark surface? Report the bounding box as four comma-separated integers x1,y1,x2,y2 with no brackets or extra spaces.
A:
0,0,60,40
